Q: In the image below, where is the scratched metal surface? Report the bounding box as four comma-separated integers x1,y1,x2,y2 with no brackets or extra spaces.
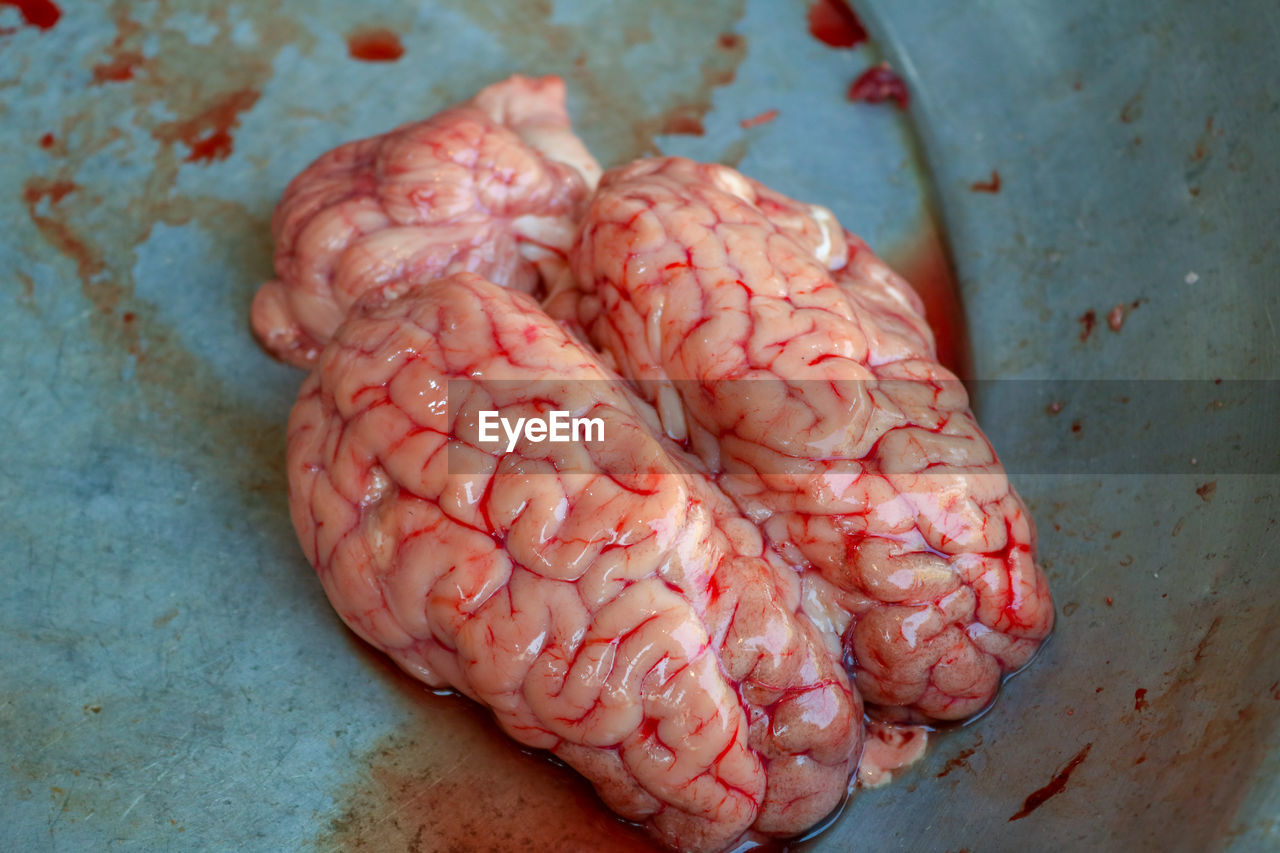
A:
0,1,1276,852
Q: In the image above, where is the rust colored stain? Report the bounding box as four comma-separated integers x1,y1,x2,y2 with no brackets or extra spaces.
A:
1134,688,1149,711
347,27,404,62
970,170,1002,193
1008,743,1092,822
1070,419,1082,433
660,110,705,136
91,51,143,84
24,178,77,206
1194,616,1222,662
739,108,778,129
1196,481,1217,503
717,31,741,50
935,735,982,778
848,64,909,109
1107,302,1126,332
1078,309,1096,341
807,0,867,48
316,641,659,853
1120,91,1144,124
1105,596,1114,606
1191,116,1217,162
38,132,55,149
0,0,60,30
154,89,260,163
21,179,104,291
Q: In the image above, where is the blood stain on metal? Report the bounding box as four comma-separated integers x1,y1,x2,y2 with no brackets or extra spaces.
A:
24,178,78,206
1007,743,1092,822
154,89,262,163
0,0,60,30
935,734,983,779
438,0,748,161
1195,481,1217,503
739,108,778,129
660,109,705,136
884,214,971,378
1078,309,1096,341
1193,616,1221,662
91,52,143,83
1134,688,1149,711
970,170,1002,194
11,2,314,491
848,64,909,110
806,0,866,49
347,27,404,62
316,641,659,853
1120,91,1144,124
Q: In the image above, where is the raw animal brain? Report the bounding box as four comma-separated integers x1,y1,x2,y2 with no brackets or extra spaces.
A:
256,76,1053,852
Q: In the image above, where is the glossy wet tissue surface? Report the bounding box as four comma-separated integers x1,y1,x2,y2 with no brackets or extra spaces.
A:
2,1,1278,851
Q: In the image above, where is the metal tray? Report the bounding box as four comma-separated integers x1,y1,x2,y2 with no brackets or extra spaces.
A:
2,1,1276,850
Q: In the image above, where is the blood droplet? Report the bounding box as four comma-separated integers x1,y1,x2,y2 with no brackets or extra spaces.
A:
848,64,908,109
1078,309,1096,341
1,0,61,30
807,0,867,48
970,170,1002,193
348,27,404,62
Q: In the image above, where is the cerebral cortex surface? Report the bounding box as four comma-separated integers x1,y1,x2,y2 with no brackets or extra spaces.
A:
256,76,1054,853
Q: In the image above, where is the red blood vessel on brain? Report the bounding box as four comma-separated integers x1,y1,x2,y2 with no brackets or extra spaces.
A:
253,76,1054,852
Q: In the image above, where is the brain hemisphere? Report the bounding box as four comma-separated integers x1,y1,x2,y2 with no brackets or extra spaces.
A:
568,156,1054,721
286,271,860,852
252,75,599,368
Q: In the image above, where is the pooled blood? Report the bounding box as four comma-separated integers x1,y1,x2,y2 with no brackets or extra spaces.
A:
1,0,61,30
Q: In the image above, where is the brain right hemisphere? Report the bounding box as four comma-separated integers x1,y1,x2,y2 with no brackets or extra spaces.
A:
287,272,861,852
566,157,1054,722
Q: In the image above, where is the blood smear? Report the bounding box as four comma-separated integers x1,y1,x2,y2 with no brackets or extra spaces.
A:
885,216,971,379
1,0,61,30
739,108,779,129
347,27,404,62
807,0,867,48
